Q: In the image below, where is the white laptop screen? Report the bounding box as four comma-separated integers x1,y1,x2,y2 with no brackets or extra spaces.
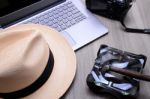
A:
0,0,65,27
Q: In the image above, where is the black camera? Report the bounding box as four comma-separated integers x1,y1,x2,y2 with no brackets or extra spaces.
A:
86,0,133,20
86,0,150,34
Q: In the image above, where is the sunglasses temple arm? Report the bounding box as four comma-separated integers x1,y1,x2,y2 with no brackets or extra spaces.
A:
103,65,150,82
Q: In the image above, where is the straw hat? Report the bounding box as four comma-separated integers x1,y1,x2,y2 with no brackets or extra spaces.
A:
0,24,76,99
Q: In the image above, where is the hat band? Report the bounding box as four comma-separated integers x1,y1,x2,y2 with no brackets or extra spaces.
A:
0,50,54,98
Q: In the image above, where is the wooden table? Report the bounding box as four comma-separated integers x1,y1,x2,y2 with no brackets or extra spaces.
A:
62,0,150,99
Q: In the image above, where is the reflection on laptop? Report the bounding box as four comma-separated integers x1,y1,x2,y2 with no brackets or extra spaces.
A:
0,0,108,50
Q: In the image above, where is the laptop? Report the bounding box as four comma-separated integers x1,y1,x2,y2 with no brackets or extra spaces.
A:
0,0,108,50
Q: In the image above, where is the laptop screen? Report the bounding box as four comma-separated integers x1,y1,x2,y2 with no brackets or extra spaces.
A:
0,0,42,17
0,0,64,27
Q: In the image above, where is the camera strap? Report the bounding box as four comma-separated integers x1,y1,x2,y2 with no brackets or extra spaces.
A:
120,13,150,34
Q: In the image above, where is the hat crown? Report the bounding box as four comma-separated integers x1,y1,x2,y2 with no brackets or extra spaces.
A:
0,24,76,99
0,30,50,93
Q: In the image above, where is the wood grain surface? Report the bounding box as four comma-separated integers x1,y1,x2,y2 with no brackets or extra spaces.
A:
62,0,150,99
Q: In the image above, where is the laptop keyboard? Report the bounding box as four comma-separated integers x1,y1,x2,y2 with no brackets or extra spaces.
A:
22,1,87,32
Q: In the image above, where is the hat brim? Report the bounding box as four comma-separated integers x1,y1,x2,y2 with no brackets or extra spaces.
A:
4,24,76,99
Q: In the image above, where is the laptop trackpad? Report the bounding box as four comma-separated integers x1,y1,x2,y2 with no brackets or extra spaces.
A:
61,31,76,47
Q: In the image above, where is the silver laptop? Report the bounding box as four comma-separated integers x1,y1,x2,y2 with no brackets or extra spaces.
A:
0,0,108,50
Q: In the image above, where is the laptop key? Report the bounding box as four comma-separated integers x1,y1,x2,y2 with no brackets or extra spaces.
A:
66,21,72,27
47,21,53,26
70,19,76,25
